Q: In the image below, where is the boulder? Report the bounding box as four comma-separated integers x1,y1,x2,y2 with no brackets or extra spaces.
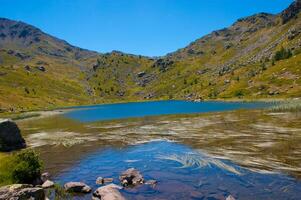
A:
0,119,26,151
64,182,91,193
0,184,45,200
42,180,54,189
119,168,144,187
92,184,125,200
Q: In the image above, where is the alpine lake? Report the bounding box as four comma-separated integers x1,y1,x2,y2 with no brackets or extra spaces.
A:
17,100,301,200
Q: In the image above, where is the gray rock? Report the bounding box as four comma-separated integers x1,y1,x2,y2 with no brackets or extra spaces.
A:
42,180,54,189
96,177,104,185
0,184,45,200
145,180,157,186
119,168,144,187
36,66,46,72
0,119,26,151
137,71,146,77
103,178,114,184
64,182,91,193
92,184,125,200
226,195,236,200
41,172,51,183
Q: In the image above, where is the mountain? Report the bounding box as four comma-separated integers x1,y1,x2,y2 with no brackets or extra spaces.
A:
0,1,300,112
143,0,301,100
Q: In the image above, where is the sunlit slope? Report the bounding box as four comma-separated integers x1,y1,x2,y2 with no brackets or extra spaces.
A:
0,1,300,112
144,2,301,100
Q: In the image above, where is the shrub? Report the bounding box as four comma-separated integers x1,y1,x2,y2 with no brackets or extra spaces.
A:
0,149,43,185
234,90,244,97
273,47,292,61
12,149,43,183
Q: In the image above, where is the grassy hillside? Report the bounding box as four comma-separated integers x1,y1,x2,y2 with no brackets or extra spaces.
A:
0,1,300,113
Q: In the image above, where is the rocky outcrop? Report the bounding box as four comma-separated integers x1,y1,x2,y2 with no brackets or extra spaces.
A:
152,58,174,72
64,182,91,193
0,119,26,151
92,184,125,200
0,184,45,200
119,168,144,187
281,0,301,24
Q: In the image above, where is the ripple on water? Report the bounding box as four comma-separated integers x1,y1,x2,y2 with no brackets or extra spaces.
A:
54,141,301,200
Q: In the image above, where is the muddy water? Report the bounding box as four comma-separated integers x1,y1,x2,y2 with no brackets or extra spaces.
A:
17,103,301,199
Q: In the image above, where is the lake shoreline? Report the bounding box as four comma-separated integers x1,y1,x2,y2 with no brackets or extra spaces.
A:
0,97,292,121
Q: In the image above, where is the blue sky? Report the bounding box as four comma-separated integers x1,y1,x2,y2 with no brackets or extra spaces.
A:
0,0,294,56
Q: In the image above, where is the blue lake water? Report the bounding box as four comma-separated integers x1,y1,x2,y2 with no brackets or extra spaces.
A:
64,100,270,122
19,100,301,200
55,141,300,200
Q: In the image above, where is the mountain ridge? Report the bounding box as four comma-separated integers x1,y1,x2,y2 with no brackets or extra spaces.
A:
0,1,300,113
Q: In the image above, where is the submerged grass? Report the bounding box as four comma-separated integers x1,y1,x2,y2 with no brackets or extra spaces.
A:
269,99,301,112
157,153,241,175
45,184,73,200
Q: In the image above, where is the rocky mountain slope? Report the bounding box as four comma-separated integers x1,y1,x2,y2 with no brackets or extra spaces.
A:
0,0,300,112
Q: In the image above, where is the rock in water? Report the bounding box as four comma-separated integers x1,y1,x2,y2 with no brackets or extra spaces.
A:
0,119,26,151
119,168,144,187
0,184,45,200
96,177,104,184
96,177,114,185
145,180,157,186
92,184,125,200
64,182,91,193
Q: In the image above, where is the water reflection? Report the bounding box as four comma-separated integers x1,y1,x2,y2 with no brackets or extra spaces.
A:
55,141,300,200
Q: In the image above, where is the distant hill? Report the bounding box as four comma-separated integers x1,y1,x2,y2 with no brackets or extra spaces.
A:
0,0,300,112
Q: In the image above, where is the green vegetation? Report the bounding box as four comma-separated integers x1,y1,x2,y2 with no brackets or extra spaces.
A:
0,4,300,113
46,184,72,200
0,149,43,186
269,99,301,112
273,47,293,61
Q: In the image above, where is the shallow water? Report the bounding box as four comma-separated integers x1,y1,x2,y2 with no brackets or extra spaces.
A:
16,101,301,200
55,141,301,200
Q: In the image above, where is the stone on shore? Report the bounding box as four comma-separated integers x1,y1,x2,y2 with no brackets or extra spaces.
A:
41,172,51,183
0,119,26,151
64,182,91,193
42,180,54,189
0,184,45,200
119,168,144,187
92,184,125,200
